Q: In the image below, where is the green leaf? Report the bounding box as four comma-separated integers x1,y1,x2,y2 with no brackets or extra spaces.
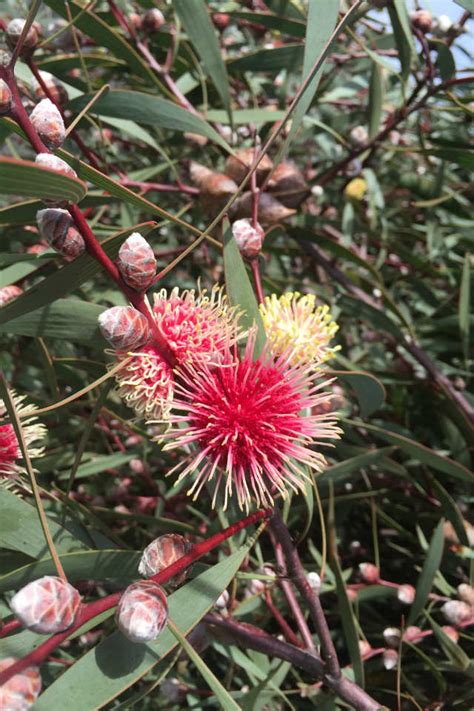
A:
388,2,415,82
0,157,87,203
427,613,470,671
174,0,232,119
332,370,386,417
320,447,395,484
408,519,444,624
454,0,474,12
0,299,105,343
330,555,364,686
227,45,304,73
62,453,135,480
0,550,141,593
368,61,384,139
34,539,259,710
229,11,305,38
68,90,232,152
459,253,471,363
223,226,266,358
0,223,156,326
430,477,469,547
344,420,473,484
433,40,456,81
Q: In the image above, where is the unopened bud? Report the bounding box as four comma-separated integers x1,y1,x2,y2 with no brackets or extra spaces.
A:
10,575,81,634
0,285,23,306
411,10,432,33
441,625,459,644
306,571,321,594
36,208,85,261
231,218,264,259
349,125,369,146
116,580,168,643
383,648,398,670
344,177,367,201
442,600,472,626
31,71,68,106
128,13,142,32
311,184,324,198
383,627,401,648
358,640,372,657
138,533,191,586
35,154,77,208
30,99,65,150
231,192,296,225
457,583,474,607
0,657,41,710
268,160,309,208
141,8,165,34
359,562,379,584
225,148,273,186
98,306,151,351
0,79,13,115
403,626,421,643
215,589,230,610
437,14,453,33
213,13,231,30
117,233,157,292
248,566,275,595
397,584,416,605
0,49,13,68
6,19,39,56
184,132,208,147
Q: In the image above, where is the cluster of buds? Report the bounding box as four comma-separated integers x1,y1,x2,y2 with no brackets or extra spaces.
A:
138,533,191,588
30,98,65,150
6,18,40,57
0,284,23,307
9,575,81,634
116,580,168,643
0,657,41,710
0,79,12,116
98,305,151,351
36,208,85,261
116,232,157,292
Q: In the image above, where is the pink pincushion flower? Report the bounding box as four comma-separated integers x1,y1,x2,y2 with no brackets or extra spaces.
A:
160,335,341,511
112,286,239,419
0,392,46,478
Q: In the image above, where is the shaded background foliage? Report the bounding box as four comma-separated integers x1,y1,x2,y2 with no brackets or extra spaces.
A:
0,0,473,709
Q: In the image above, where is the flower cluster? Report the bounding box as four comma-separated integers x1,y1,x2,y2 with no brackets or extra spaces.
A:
0,392,46,479
102,284,340,512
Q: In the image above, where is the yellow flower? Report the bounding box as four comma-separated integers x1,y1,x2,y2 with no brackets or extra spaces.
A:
344,177,367,201
259,292,339,367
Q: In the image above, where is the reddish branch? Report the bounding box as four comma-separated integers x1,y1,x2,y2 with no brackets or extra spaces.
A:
0,508,271,686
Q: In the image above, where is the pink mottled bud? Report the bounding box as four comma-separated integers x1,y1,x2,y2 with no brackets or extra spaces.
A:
0,79,13,116
231,219,264,259
98,306,151,351
30,99,65,150
117,232,157,292
403,626,421,643
358,640,372,657
0,285,23,307
6,19,39,55
0,657,41,710
442,600,472,627
383,627,401,648
359,562,380,584
457,583,474,607
441,625,459,644
138,533,191,586
35,153,76,179
383,648,398,670
141,8,165,33
349,125,368,146
10,575,81,634
31,71,68,106
248,566,276,595
116,580,168,643
397,584,416,605
36,209,85,262
410,10,432,33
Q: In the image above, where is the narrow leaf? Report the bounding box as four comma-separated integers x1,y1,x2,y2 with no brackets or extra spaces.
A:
408,519,444,624
368,62,384,139
0,157,87,203
330,555,364,686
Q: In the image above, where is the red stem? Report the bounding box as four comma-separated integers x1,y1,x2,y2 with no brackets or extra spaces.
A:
0,508,271,686
250,258,265,304
264,590,303,648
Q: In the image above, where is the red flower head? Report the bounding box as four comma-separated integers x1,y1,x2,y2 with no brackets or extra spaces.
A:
160,335,341,512
0,392,45,479
112,286,239,419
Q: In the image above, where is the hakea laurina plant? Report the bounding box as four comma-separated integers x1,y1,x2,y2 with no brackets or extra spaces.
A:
0,392,46,479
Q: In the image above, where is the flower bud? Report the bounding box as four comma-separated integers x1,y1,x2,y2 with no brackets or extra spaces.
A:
403,626,421,643
36,208,85,261
230,192,296,225
248,566,275,595
268,160,309,208
215,589,229,610
116,580,168,643
213,13,231,30
359,562,379,584
31,71,68,106
457,583,474,607
0,657,41,710
442,600,472,626
383,648,398,670
358,640,372,657
141,8,165,34
306,571,321,594
397,584,416,605
224,148,273,186
436,14,453,33
311,185,324,198
0,285,23,307
441,625,459,644
383,627,401,648
10,575,81,634
35,154,77,207
349,125,369,146
128,13,142,32
231,218,264,259
344,177,367,201
410,10,432,33
138,533,191,586
117,233,157,292
184,132,208,147
0,49,13,68
30,99,65,150
98,306,151,351
6,19,39,56
0,79,13,116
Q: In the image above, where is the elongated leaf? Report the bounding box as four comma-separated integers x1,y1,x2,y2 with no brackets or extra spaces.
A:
330,555,364,686
68,91,232,152
408,519,444,624
0,299,105,343
0,223,156,325
332,370,386,417
430,477,469,547
0,157,87,203
35,540,259,710
368,61,384,139
174,0,232,118
223,226,266,357
228,45,304,73
459,254,470,363
62,453,134,480
454,0,474,12
427,613,470,671
320,447,395,484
